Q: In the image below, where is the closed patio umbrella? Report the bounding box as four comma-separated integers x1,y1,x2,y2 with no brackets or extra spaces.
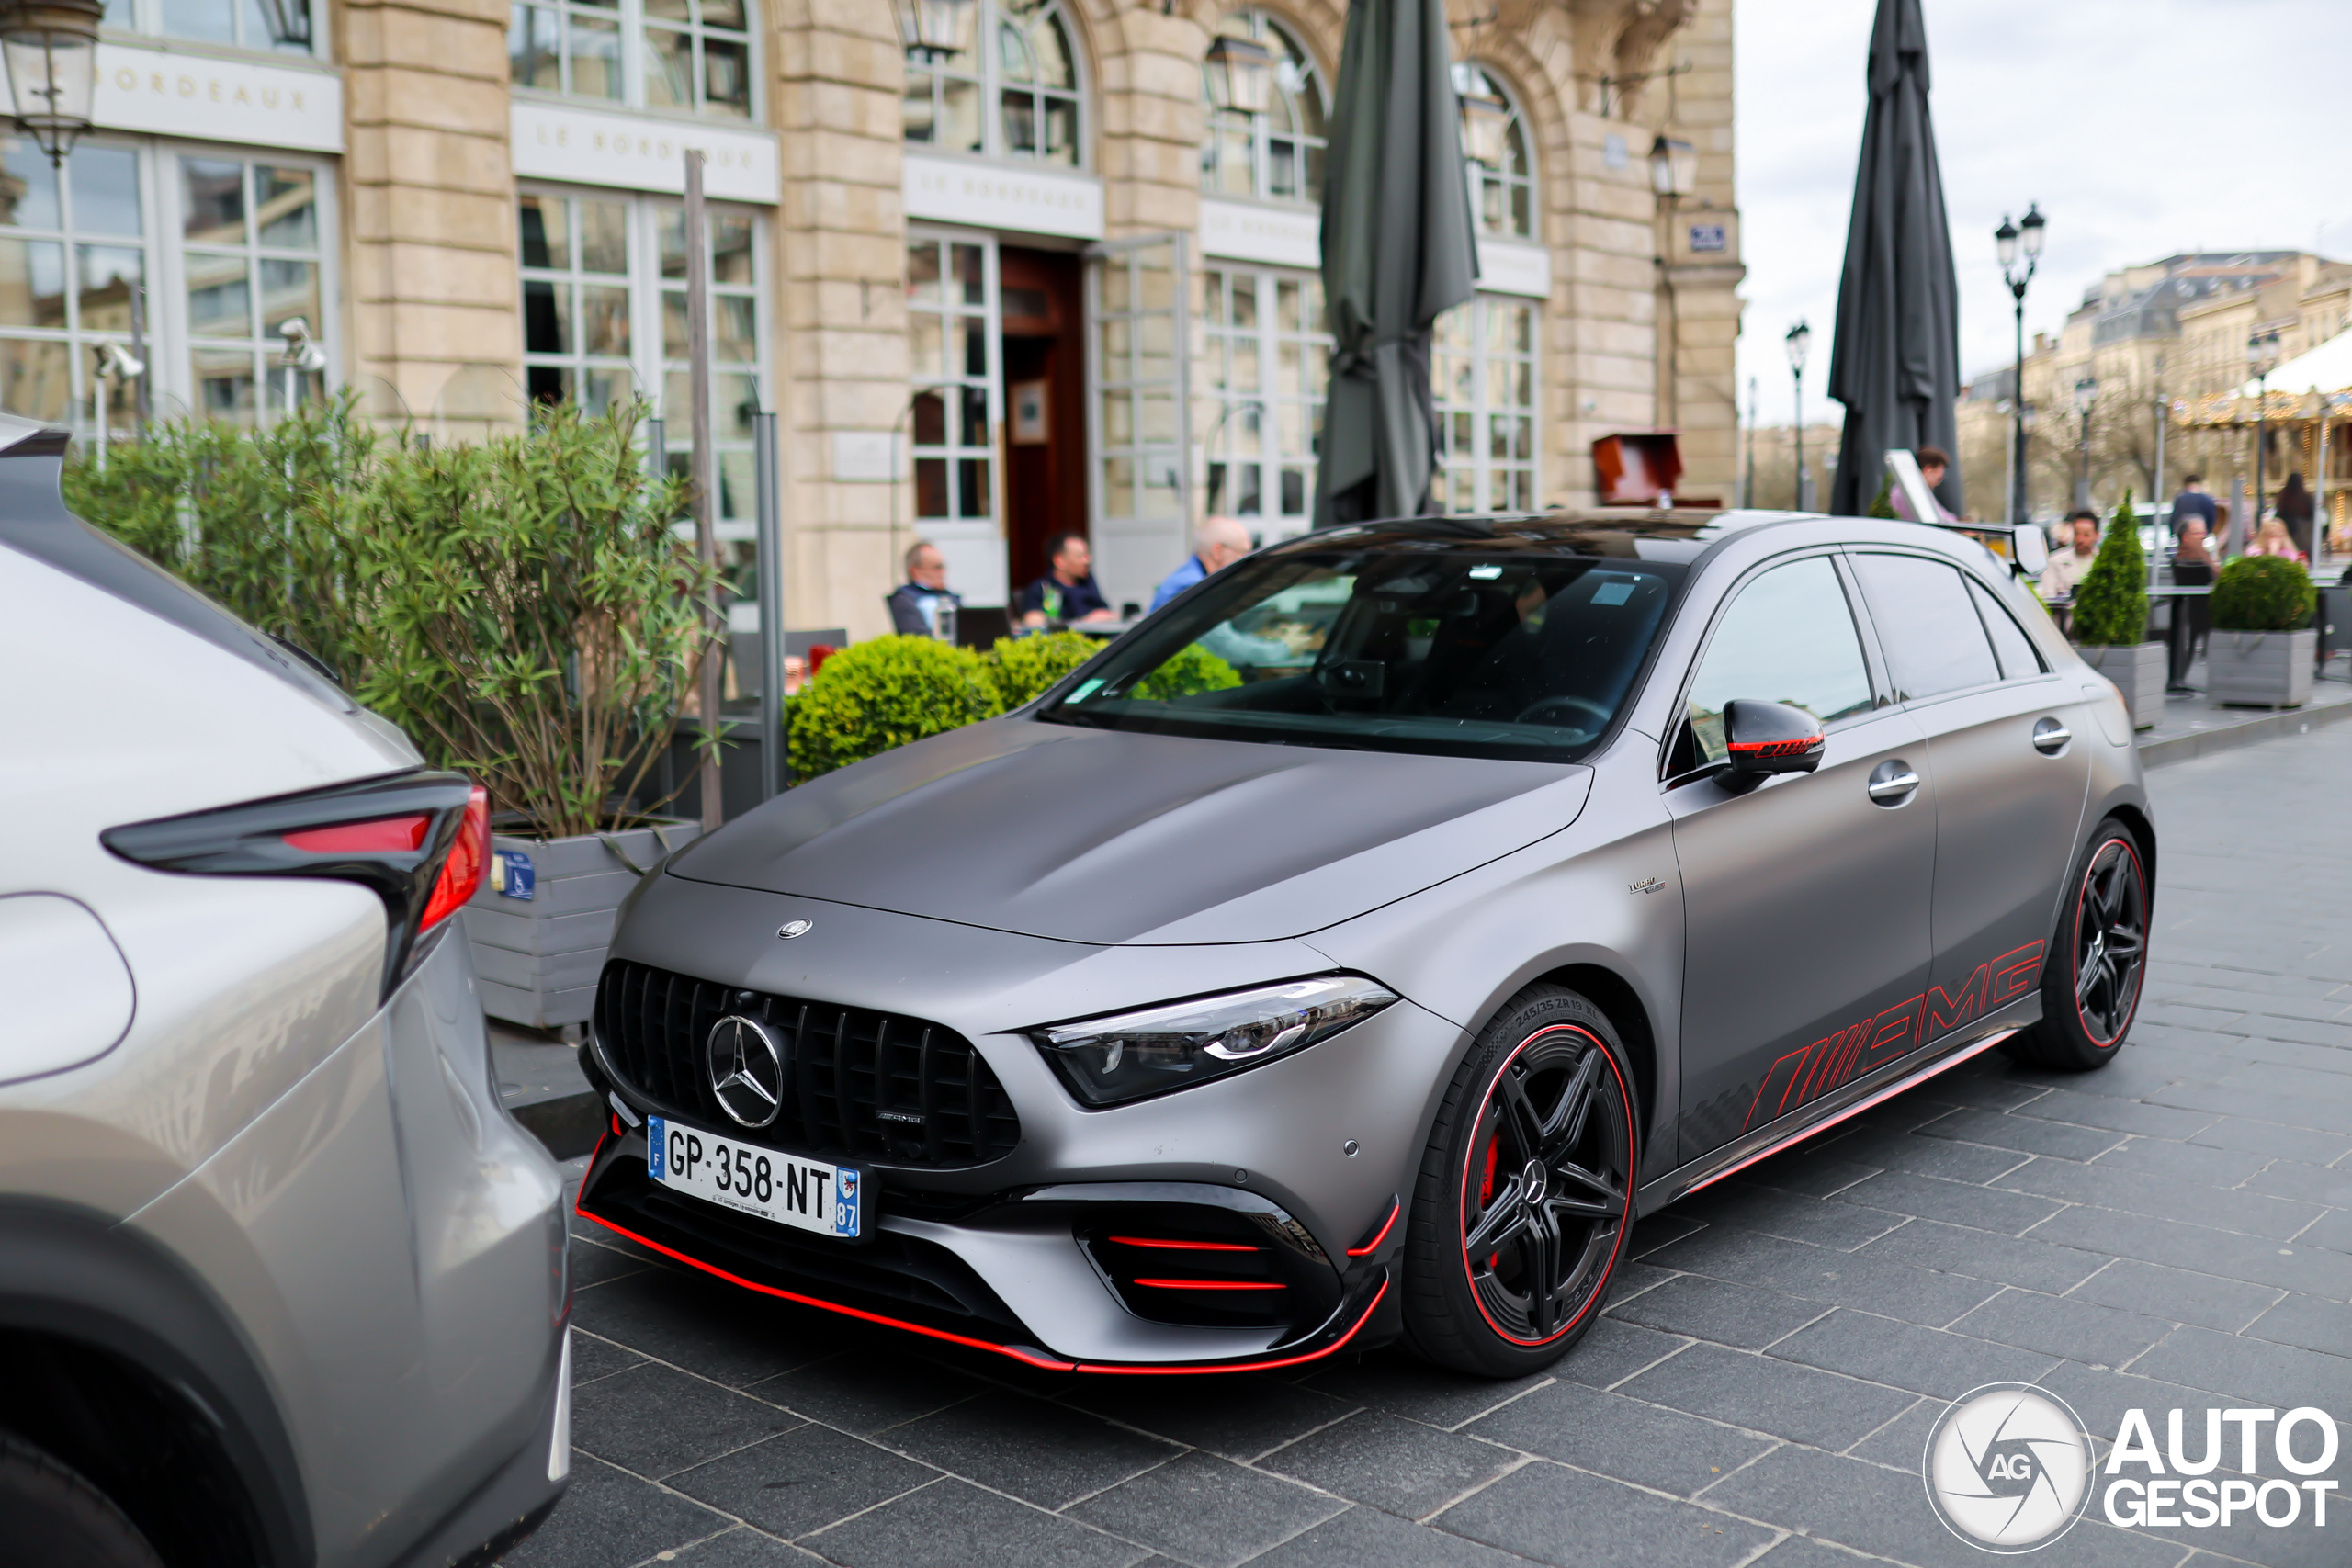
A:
1313,0,1477,527
1826,0,1962,518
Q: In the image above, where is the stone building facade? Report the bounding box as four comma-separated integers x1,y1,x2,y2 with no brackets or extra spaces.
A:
19,0,1742,638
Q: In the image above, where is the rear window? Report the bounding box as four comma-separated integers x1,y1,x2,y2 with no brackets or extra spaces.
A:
1850,553,1999,701
1037,547,1680,763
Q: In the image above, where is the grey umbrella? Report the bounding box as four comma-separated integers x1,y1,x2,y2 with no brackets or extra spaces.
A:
1826,0,1962,518
1314,0,1478,527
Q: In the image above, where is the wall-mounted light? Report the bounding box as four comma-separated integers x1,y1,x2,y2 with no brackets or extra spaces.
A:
1203,34,1274,116
1458,83,1510,169
0,0,105,167
1648,134,1696,200
895,0,977,62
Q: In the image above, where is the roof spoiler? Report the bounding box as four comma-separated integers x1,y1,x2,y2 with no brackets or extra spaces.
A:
1884,447,2049,579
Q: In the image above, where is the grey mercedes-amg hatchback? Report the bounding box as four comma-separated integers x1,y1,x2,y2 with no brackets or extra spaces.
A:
575,508,2151,1378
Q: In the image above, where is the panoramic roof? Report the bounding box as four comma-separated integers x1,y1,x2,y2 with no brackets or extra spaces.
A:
1275,508,1825,564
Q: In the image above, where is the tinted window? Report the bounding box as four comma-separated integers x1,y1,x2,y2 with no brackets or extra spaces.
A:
1038,548,1679,763
1967,577,2043,680
1851,553,1999,701
1683,556,1873,766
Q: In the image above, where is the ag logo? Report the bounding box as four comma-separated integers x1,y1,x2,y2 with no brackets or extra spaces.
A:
1923,1383,2094,1552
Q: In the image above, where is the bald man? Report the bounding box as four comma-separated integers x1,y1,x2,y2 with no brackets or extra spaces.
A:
1149,516,1256,613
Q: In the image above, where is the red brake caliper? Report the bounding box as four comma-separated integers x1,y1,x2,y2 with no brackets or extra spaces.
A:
1479,1129,1501,1269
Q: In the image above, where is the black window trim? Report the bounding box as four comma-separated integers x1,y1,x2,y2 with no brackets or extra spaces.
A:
1839,546,2016,710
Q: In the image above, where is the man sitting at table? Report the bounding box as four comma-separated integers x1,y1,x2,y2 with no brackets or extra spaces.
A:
2039,510,2101,600
1150,516,1255,611
1020,533,1117,628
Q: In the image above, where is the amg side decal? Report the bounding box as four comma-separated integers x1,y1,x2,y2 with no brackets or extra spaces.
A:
1739,942,2044,1134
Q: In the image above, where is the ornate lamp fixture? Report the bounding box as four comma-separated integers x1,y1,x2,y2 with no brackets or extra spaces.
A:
1648,134,1696,199
1457,81,1510,169
894,0,977,63
0,0,105,167
1203,34,1273,116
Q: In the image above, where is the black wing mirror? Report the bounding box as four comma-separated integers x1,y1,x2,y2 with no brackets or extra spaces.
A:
1722,699,1824,790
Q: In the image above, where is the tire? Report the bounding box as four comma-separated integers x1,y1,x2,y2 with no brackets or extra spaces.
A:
2005,816,2149,1072
0,1432,165,1568
1401,986,1638,1378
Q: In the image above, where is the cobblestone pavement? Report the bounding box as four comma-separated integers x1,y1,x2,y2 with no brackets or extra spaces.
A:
507,726,2352,1568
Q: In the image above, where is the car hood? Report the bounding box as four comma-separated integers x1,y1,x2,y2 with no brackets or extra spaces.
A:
666,718,1592,944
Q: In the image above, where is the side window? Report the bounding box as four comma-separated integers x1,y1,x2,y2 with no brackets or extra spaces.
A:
1683,557,1874,768
1967,577,2044,680
1850,554,1999,701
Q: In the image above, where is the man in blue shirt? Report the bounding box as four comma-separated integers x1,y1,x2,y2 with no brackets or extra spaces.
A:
886,540,962,637
1019,533,1115,627
1150,516,1255,612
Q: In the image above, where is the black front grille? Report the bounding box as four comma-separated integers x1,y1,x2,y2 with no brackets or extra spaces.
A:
594,959,1021,1168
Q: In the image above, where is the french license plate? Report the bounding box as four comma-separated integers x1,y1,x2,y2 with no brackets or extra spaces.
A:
646,1116,862,1239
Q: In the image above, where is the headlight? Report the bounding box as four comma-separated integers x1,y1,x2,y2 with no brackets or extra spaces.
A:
1032,975,1399,1107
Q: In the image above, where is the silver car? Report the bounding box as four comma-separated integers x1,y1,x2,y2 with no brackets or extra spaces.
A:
0,416,570,1564
577,509,2150,1379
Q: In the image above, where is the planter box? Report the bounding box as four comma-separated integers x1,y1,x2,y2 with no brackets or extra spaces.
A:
462,818,701,1029
2077,642,2165,730
2208,629,2316,710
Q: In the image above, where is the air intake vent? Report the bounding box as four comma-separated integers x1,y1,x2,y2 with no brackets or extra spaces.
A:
594,960,1020,1168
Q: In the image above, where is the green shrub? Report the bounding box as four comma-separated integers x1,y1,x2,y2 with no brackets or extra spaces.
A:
2211,554,2316,632
1866,475,1897,520
1136,643,1242,701
2070,495,2149,647
984,631,1099,711
788,635,1001,779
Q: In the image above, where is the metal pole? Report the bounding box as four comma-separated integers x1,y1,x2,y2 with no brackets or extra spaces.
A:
2011,293,2027,526
1792,367,1804,511
2254,371,2267,535
753,409,786,801
684,150,723,833
129,284,149,436
1743,375,1756,509
2151,373,2165,590
91,358,106,473
645,415,665,479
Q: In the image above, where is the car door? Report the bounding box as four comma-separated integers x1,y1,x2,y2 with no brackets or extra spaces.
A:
1848,553,2093,1029
1666,552,1938,1163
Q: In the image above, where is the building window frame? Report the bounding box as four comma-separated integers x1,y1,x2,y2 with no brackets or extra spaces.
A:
904,228,1001,535
1432,292,1538,513
1203,263,1327,541
0,134,156,439
1199,9,1325,207
106,0,323,58
508,0,759,123
517,183,772,535
1453,62,1532,241
901,0,1086,170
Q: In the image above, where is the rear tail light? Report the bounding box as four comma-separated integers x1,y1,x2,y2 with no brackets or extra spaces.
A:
103,770,485,998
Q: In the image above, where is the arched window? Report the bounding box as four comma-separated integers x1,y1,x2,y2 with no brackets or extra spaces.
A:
902,0,1084,167
509,0,755,120
1200,10,1325,205
1453,63,1532,240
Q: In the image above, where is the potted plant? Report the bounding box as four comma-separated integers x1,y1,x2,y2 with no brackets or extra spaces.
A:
2070,497,2165,729
345,404,724,1029
2207,554,2318,709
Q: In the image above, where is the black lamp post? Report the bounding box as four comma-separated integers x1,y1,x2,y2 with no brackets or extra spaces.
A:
0,0,104,167
2073,376,2097,512
1996,203,2045,525
2246,329,2280,533
1786,319,1811,510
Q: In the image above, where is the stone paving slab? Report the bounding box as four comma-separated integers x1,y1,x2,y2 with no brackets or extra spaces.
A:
506,724,2352,1568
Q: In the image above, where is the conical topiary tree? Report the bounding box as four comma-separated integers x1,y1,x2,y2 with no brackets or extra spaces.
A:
2070,494,2148,647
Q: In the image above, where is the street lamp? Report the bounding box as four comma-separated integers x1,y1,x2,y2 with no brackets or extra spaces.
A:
0,0,104,167
1203,34,1274,115
1996,203,2045,525
2073,375,2097,512
1456,76,1511,170
894,0,977,62
1648,135,1697,200
2246,329,2281,536
1786,319,1813,511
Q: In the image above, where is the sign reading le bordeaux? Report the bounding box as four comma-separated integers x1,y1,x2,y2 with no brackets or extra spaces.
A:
91,42,343,152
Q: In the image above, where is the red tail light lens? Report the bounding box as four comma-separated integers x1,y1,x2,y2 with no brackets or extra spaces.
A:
420,785,489,931
283,814,431,854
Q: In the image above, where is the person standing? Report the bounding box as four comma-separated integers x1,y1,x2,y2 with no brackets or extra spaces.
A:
2168,473,2219,540
1019,533,1115,627
1150,516,1255,612
2165,516,2213,690
2274,471,2315,562
886,540,963,638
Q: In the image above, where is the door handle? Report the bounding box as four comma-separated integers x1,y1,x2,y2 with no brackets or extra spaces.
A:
1866,761,1919,804
2032,718,2072,754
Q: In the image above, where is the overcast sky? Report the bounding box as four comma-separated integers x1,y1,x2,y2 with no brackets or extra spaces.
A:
1732,0,2352,428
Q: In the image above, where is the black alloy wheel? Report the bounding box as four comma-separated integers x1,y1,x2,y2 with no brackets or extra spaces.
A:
1403,987,1636,1377
2007,817,2148,1072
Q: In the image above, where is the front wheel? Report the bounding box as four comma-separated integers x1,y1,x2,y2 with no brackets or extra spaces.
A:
1401,987,1637,1378
2006,817,2148,1072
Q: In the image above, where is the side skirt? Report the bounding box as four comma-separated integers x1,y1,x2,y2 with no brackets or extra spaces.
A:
1633,997,2039,1217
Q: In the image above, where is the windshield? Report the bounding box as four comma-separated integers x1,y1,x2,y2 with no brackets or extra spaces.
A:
1036,547,1680,762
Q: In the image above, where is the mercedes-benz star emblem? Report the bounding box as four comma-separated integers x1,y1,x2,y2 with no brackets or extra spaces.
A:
777,919,813,940
706,1014,786,1129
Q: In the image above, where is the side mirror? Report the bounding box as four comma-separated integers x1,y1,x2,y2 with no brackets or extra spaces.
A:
1723,699,1824,789
2011,525,2049,579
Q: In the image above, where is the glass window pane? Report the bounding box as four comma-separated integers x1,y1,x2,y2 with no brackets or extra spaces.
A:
259,257,320,333
711,215,752,283
910,389,944,444
956,318,985,377
914,456,947,517
255,166,317,250
906,240,940,306
642,0,688,17
158,0,237,45
657,209,685,278
715,370,759,439
522,277,571,355
1968,578,2043,680
957,457,989,516
1035,15,1076,88
76,245,141,333
1686,557,1874,764
717,447,753,518
0,238,65,328
998,18,1035,83
907,314,942,377
578,199,627,274
0,337,70,421
954,243,983,306
940,78,981,154
510,3,560,89
183,160,246,245
1851,554,2001,701
193,346,258,423
580,364,631,416
579,283,628,355
526,362,571,407
958,385,987,446
715,293,755,363
1042,97,1079,165
571,16,624,99
518,194,567,269
0,139,58,229
702,38,751,117
1001,91,1036,156
700,0,744,26
902,77,938,144
643,25,694,109
68,146,141,236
